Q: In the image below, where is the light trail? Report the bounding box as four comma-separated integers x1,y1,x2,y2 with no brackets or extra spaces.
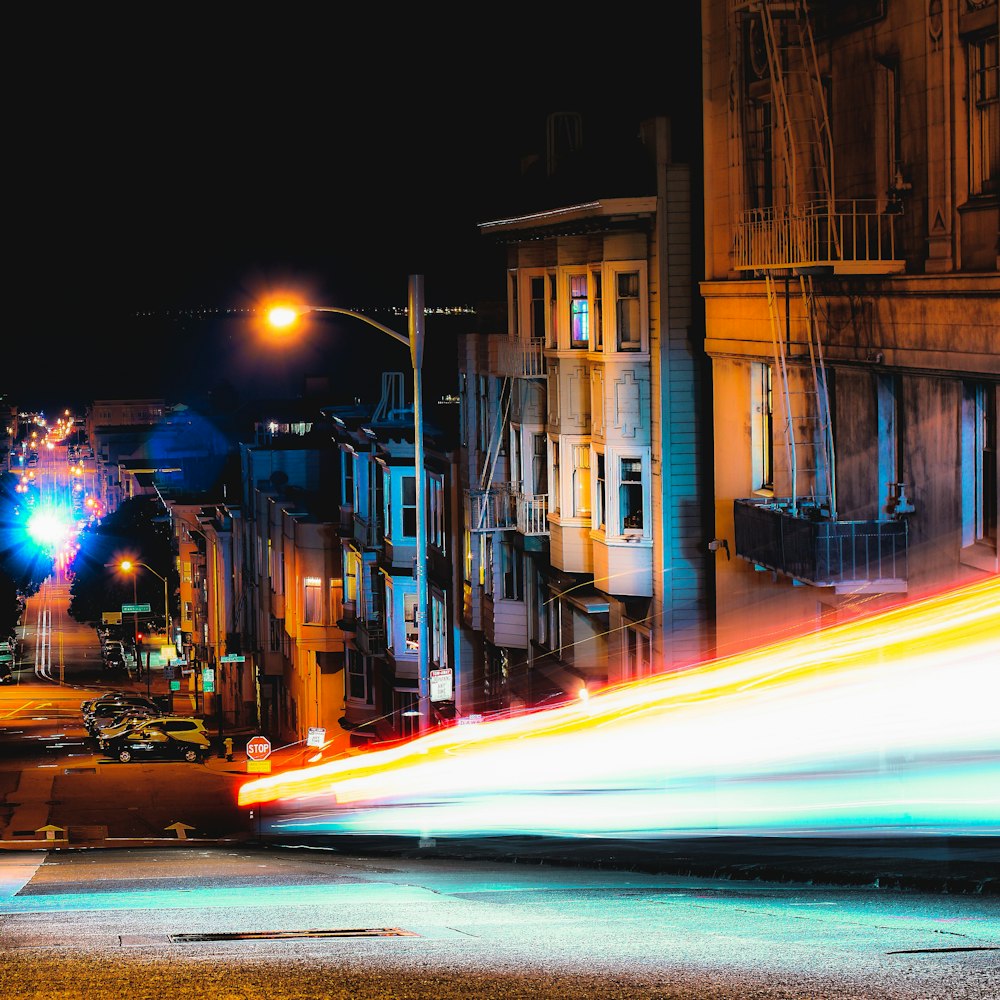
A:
240,575,1000,839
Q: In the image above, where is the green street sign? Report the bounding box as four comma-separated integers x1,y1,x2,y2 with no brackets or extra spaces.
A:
219,654,246,662
169,680,181,691
203,680,215,693
122,603,152,614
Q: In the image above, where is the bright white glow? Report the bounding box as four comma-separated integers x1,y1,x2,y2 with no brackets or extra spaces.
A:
26,507,74,551
267,306,298,328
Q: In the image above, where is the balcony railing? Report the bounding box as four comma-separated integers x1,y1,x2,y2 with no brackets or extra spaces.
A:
733,200,904,274
734,497,908,592
467,485,516,532
516,493,549,536
498,337,547,378
353,510,382,549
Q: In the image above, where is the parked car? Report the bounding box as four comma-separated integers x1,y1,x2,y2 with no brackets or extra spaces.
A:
82,692,153,722
102,719,211,763
0,661,13,684
86,697,161,735
97,715,208,748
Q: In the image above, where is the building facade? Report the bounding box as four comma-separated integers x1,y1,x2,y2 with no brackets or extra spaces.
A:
459,119,714,713
702,0,998,654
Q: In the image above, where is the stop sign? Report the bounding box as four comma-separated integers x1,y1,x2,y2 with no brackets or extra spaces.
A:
246,736,271,761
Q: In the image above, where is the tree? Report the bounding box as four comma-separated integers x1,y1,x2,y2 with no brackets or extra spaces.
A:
69,496,174,626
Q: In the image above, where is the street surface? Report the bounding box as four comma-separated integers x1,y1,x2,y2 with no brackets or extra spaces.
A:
1,846,998,999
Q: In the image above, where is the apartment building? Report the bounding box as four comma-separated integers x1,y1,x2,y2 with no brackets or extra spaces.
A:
334,373,467,743
459,117,713,712
702,0,998,654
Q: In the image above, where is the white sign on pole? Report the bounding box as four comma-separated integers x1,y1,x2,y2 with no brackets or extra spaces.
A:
430,667,453,702
307,727,326,748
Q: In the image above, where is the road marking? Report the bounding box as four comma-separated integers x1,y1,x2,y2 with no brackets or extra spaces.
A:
1,701,35,720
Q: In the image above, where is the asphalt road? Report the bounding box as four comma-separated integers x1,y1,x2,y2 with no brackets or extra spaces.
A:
1,846,998,999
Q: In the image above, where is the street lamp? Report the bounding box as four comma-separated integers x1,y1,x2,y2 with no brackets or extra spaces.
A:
119,559,172,660
266,275,430,733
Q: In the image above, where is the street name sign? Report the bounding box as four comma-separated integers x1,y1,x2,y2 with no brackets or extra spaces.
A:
122,603,151,614
219,653,246,662
246,736,272,761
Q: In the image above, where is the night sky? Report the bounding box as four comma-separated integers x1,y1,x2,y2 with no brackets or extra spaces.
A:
7,13,701,415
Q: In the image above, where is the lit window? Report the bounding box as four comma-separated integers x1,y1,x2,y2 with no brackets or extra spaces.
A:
572,445,591,517
569,274,589,349
620,458,644,531
969,32,999,196
616,272,641,351
303,577,322,624
509,271,519,338
548,273,558,349
404,592,419,652
428,474,445,552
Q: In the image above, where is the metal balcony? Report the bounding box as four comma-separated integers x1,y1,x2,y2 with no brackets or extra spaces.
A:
467,485,516,532
733,201,905,274
353,511,382,549
734,497,908,593
498,337,547,378
516,493,549,536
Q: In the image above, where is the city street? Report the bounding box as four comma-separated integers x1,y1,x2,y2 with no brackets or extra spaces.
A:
1,846,998,999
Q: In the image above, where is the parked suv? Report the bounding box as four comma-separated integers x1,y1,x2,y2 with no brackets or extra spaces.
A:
103,718,211,763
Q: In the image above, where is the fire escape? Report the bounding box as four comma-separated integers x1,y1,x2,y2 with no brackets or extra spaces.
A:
731,0,908,593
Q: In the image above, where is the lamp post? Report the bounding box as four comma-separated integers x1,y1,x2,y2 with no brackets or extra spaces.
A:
267,275,430,732
119,559,171,694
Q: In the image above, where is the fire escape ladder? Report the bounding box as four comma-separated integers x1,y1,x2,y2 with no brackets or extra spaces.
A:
765,273,836,518
755,0,839,257
799,274,837,518
468,375,515,533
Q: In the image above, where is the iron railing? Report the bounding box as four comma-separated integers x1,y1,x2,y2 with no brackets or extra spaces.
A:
467,485,516,532
734,497,908,588
498,337,547,378
516,493,550,536
733,200,902,272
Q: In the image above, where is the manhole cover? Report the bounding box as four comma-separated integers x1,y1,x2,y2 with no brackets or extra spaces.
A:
170,928,419,943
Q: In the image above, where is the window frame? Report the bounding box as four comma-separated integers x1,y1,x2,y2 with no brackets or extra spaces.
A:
969,31,999,197
568,272,589,349
607,261,648,354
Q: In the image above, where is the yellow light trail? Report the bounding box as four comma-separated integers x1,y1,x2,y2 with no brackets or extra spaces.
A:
240,575,1000,839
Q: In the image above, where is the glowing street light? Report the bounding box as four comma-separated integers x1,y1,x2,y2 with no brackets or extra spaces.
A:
264,276,430,733
119,559,172,660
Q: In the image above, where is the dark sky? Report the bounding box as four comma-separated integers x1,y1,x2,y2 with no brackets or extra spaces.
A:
7,13,701,414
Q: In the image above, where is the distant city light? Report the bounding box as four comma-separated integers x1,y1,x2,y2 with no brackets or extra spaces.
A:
25,505,74,553
267,306,298,329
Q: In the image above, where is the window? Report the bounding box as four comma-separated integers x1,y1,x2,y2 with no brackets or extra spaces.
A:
329,578,341,624
595,451,606,529
963,382,997,549
477,375,489,453
404,592,419,651
572,444,591,517
428,474,445,551
303,577,322,624
501,542,523,601
384,577,394,647
464,529,472,584
549,438,560,515
969,32,999,195
532,433,547,494
401,475,417,538
341,450,354,509
875,60,900,204
509,271,519,338
548,273,558,349
458,372,468,447
876,374,902,519
746,97,774,209
510,425,521,489
616,272,641,351
431,592,447,667
483,534,494,595
620,458,644,531
569,274,589,349
592,270,603,349
345,552,358,603
382,468,392,537
752,363,774,493
530,276,546,341
346,649,373,705
625,625,652,681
